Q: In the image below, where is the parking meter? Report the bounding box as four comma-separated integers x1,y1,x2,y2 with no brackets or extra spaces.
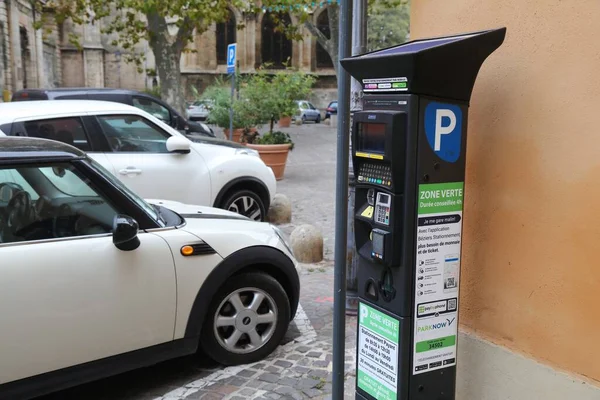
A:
340,28,506,400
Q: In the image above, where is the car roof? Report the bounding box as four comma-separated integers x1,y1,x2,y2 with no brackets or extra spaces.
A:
0,137,86,165
14,87,146,96
0,100,142,124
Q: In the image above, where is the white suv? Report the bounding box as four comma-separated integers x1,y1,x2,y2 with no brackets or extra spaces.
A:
0,137,299,399
0,100,277,221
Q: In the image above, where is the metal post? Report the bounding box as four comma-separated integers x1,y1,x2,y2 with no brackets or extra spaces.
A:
346,0,368,316
229,73,235,141
332,0,352,396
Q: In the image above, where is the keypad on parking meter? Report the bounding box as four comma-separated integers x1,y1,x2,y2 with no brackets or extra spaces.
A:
357,162,392,187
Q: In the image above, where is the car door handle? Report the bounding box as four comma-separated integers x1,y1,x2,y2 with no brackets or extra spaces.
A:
119,167,142,175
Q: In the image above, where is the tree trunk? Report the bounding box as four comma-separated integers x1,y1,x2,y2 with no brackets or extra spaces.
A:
304,5,340,77
147,12,186,116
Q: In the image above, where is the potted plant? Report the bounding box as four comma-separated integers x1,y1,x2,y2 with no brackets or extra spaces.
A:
272,70,316,128
241,130,294,180
199,79,263,142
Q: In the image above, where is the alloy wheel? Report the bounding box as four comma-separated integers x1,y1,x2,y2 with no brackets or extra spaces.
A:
227,195,262,221
213,288,278,355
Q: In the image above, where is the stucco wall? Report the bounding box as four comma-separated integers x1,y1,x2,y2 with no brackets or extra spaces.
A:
410,0,600,383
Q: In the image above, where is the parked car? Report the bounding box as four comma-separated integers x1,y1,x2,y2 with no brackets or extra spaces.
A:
0,100,276,221
186,100,213,121
293,100,321,123
0,136,299,399
325,101,338,119
11,87,216,138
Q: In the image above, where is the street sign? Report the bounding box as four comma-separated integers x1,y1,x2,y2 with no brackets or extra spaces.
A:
227,43,237,74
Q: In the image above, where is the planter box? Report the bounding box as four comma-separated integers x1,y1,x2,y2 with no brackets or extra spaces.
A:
246,143,292,181
278,116,292,128
223,128,257,143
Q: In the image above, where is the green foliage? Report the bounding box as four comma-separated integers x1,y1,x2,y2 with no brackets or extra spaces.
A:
200,69,315,132
367,1,411,52
256,131,295,150
242,130,295,150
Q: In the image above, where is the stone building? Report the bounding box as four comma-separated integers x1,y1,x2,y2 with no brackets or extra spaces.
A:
0,3,337,107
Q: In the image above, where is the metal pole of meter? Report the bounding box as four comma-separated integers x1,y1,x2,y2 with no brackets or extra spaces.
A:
345,0,368,316
332,0,353,396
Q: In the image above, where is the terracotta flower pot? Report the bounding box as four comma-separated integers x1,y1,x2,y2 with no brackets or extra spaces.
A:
224,127,257,143
246,143,292,180
278,116,292,128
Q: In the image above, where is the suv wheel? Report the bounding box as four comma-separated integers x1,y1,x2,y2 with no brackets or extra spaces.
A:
221,189,266,221
201,272,291,366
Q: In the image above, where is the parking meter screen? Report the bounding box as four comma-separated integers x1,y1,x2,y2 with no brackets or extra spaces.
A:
357,123,386,154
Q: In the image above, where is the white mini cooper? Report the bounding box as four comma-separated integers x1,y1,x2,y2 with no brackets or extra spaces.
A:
0,137,299,399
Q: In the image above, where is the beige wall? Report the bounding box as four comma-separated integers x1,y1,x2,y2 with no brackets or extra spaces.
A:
411,0,600,383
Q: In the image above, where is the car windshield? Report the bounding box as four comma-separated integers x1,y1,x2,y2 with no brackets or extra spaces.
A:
86,157,164,226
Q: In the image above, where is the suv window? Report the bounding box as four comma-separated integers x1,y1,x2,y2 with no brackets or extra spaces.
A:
16,117,91,152
132,97,171,124
97,114,171,153
0,164,118,244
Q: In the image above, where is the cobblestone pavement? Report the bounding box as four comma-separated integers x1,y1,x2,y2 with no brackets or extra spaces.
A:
38,123,357,399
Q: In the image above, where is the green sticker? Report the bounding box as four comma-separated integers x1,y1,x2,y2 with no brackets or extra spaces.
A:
418,182,464,214
416,335,456,353
358,370,395,400
392,82,407,88
359,303,399,342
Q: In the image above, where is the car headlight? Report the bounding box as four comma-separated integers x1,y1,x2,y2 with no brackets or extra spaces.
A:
235,148,260,157
272,225,294,257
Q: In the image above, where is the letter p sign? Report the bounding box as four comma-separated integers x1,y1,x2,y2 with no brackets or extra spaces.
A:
425,102,463,163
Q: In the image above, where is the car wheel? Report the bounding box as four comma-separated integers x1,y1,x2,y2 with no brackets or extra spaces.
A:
301,114,306,123
201,272,291,366
221,189,266,221
315,114,321,123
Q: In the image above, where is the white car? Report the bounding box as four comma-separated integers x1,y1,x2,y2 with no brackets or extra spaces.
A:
0,100,276,221
0,137,299,399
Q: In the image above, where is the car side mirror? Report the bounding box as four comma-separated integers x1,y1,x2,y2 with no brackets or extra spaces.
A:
112,214,141,251
166,136,191,154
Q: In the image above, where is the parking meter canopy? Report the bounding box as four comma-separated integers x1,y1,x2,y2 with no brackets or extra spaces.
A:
340,28,506,102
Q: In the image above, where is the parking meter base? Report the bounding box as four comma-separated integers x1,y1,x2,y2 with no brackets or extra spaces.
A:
341,28,506,400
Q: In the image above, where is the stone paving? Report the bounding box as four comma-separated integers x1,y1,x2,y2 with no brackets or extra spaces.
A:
39,123,358,400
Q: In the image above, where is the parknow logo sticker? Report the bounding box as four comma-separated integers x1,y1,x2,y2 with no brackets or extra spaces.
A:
424,102,463,163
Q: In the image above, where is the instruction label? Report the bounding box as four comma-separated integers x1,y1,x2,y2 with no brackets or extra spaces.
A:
412,182,464,375
358,302,399,400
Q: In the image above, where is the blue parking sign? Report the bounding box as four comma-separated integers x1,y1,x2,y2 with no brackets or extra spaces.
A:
227,43,237,74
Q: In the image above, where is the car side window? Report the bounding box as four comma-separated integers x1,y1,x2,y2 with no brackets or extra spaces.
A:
97,114,171,153
299,102,309,110
17,117,92,152
0,165,119,245
132,97,171,124
308,103,316,110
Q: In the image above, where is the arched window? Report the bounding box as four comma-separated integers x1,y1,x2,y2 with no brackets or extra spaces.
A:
216,9,236,65
316,9,333,69
261,12,292,69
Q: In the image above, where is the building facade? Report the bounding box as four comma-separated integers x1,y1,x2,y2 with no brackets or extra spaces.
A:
410,0,600,399
0,3,337,107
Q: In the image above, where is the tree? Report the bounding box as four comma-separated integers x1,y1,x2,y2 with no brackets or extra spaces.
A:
258,0,408,77
367,1,410,52
36,0,238,114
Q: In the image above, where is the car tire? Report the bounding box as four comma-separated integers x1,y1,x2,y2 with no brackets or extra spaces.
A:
220,189,266,221
315,115,321,123
200,272,291,366
301,114,306,124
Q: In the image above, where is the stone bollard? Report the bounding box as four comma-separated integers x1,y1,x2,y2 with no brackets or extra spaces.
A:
266,194,292,225
290,224,324,263
295,118,303,126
